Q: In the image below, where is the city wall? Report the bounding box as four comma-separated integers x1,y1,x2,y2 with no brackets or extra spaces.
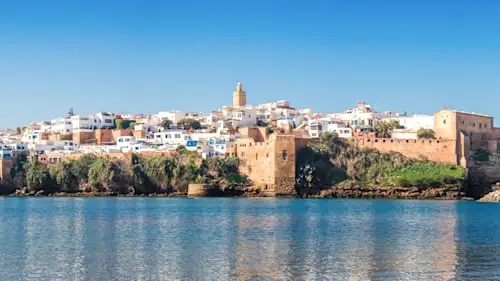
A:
354,138,458,165
72,129,135,145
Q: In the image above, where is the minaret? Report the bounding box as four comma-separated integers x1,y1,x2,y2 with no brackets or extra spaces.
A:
232,82,247,107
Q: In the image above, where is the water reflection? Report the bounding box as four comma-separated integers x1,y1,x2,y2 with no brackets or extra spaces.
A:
1,198,500,280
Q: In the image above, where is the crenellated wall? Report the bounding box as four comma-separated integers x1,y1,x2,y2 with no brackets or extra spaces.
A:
354,138,458,165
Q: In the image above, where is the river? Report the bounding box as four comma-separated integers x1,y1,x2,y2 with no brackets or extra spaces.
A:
0,198,499,280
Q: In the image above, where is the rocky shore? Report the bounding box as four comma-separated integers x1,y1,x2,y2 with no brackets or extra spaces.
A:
2,184,475,200
309,183,473,200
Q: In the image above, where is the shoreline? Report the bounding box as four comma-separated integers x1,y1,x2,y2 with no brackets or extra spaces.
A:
2,190,476,201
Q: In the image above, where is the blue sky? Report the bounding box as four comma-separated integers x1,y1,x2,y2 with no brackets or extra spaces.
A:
1,0,500,127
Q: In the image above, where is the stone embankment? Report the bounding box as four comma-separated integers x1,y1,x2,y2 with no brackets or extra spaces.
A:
310,183,471,200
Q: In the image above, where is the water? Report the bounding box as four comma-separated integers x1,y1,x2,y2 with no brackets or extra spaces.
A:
0,198,499,281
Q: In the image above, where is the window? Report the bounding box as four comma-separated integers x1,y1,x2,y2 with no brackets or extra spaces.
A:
256,153,258,160
485,124,488,128
175,134,181,138
443,119,446,124
166,134,171,138
282,150,288,160
479,123,482,128
473,122,476,127
241,152,245,157
462,121,465,125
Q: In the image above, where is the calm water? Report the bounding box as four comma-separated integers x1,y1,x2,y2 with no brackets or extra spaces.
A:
0,198,500,281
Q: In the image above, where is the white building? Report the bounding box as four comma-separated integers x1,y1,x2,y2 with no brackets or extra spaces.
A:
28,140,78,155
157,111,186,124
50,118,73,134
152,130,191,146
308,120,352,139
381,114,434,131
326,102,396,128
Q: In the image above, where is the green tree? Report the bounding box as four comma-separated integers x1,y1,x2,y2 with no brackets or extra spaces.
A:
71,154,97,183
177,118,202,130
115,119,136,130
26,158,51,192
417,128,436,139
160,118,172,130
10,154,28,185
49,160,78,192
88,157,129,193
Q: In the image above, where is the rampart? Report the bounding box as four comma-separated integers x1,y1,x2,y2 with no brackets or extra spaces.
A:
354,138,458,165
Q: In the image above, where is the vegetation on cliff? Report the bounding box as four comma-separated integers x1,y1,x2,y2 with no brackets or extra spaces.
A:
296,132,465,195
8,148,248,195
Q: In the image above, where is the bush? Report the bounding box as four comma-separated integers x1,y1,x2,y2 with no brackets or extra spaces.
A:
417,128,436,139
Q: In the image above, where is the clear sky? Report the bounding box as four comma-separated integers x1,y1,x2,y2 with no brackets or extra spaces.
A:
1,0,500,128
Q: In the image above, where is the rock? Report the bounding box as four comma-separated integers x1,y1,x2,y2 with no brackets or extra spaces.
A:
477,190,500,202
35,190,49,196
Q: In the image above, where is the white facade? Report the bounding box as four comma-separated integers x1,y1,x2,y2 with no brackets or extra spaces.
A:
71,115,97,132
326,102,397,128
308,120,352,139
29,140,78,155
152,130,191,146
51,118,73,134
381,114,434,131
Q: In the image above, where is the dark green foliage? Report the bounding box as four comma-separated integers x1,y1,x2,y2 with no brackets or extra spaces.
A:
88,157,130,193
417,128,436,139
115,119,136,130
71,154,97,183
472,149,490,162
26,158,52,192
49,160,78,192
8,148,249,195
10,154,28,185
160,118,172,129
177,118,202,130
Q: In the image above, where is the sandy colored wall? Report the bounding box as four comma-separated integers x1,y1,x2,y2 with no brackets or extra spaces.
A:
0,159,13,182
273,135,297,196
355,138,458,165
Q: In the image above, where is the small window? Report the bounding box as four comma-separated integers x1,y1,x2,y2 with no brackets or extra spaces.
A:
241,152,245,157
282,150,288,160
443,119,446,124
473,122,476,127
266,153,269,157
485,124,488,128
462,121,465,125
256,153,258,160
479,123,482,129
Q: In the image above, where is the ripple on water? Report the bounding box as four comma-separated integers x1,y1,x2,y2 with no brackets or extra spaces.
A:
0,198,500,280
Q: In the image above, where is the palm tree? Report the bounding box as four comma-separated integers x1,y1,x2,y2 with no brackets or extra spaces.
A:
375,121,394,138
